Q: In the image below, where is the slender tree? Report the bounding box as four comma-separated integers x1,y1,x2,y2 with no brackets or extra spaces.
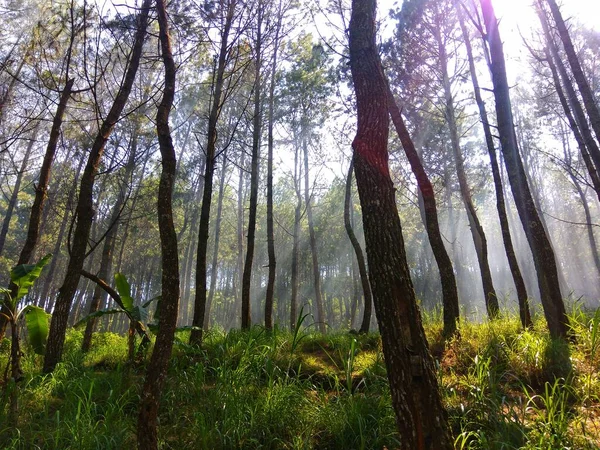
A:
457,5,531,327
190,0,238,345
387,89,460,337
344,161,372,333
479,0,568,339
43,0,152,372
137,0,180,446
241,0,264,330
545,0,600,149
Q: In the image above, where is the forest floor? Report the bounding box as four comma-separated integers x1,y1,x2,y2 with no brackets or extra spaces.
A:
1,308,599,449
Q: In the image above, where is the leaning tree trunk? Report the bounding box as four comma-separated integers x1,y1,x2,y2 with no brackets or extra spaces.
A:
43,0,151,372
241,3,263,330
545,0,600,151
458,8,531,328
348,1,451,448
387,89,460,337
136,0,179,447
536,4,600,201
480,0,568,339
81,134,137,352
0,123,38,256
437,29,499,319
344,161,372,333
0,79,73,340
190,1,235,345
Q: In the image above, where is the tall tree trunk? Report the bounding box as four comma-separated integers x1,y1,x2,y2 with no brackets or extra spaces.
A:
265,0,283,331
437,28,499,319
0,79,73,340
348,1,451,447
38,152,86,309
537,3,600,201
137,0,179,447
458,8,531,328
43,0,151,372
545,0,600,149
241,3,263,330
190,1,236,345
387,89,460,337
81,133,137,352
235,150,245,328
303,136,326,334
480,0,568,339
205,158,228,329
0,123,38,256
344,161,372,333
290,143,301,331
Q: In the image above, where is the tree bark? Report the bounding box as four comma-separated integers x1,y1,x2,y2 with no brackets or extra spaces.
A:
344,161,372,333
43,0,151,372
136,0,179,447
349,1,451,447
457,7,531,328
241,2,263,330
190,0,236,345
480,0,568,339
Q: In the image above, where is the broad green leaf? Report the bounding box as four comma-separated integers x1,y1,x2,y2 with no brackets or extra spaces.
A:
11,254,52,302
142,295,161,309
23,305,49,355
131,305,146,323
115,273,134,312
74,309,125,328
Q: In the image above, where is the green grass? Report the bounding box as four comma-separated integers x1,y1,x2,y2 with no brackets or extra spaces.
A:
1,308,599,449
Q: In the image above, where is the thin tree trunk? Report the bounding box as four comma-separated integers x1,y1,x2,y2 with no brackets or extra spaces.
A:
537,4,600,200
241,3,263,330
349,2,451,447
39,153,86,309
0,79,74,340
437,29,499,319
458,8,531,327
303,137,326,334
265,0,283,331
136,0,179,447
344,161,372,333
387,89,460,337
545,0,600,150
290,145,301,331
43,0,151,372
190,1,236,344
205,158,228,329
81,134,137,352
0,124,38,256
480,0,568,339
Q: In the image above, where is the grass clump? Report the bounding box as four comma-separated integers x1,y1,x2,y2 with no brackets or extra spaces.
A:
0,308,599,449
